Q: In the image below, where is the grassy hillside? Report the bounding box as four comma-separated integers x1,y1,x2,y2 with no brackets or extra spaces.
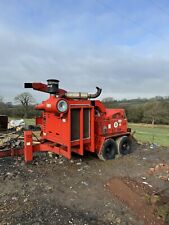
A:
129,123,169,147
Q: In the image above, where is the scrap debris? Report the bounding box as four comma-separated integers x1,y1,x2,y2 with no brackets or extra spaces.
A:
148,163,169,181
8,119,25,130
0,119,40,153
0,130,23,150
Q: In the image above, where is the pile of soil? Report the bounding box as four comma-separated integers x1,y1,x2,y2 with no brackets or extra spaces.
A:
107,177,169,225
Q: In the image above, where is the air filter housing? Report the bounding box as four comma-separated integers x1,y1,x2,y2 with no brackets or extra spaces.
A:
47,79,59,94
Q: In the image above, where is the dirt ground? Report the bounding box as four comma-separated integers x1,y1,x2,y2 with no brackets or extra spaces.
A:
0,143,169,225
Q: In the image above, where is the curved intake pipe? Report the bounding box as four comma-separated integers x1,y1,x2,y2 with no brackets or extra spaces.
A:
88,87,102,99
65,86,102,99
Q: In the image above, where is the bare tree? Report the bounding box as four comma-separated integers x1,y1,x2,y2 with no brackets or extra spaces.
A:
143,100,165,126
14,92,35,118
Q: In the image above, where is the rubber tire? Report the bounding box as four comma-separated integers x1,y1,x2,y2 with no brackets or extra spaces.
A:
116,136,132,155
98,139,117,161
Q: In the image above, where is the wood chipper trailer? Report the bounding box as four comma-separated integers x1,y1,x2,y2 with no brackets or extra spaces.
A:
0,79,132,162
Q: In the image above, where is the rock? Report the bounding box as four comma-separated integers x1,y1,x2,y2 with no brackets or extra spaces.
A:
155,165,160,171
159,163,165,168
20,162,25,166
159,175,168,181
48,152,53,158
81,181,88,186
6,172,13,177
12,196,18,201
142,181,153,188
23,198,28,202
149,168,155,174
45,186,52,191
115,217,121,224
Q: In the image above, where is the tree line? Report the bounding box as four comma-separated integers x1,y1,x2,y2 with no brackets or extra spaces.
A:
0,92,169,125
102,96,169,125
0,92,39,118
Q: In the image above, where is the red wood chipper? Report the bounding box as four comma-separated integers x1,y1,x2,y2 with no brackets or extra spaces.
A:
0,79,132,162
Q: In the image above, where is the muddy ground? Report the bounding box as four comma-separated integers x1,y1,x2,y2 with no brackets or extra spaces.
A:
0,143,169,225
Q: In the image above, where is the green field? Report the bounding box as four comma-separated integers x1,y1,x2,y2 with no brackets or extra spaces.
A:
24,118,35,125
129,123,169,147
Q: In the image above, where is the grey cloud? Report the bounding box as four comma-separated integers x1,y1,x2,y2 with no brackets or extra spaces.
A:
0,25,169,102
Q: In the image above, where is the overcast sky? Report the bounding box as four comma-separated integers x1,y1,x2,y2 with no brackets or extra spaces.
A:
0,0,169,102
